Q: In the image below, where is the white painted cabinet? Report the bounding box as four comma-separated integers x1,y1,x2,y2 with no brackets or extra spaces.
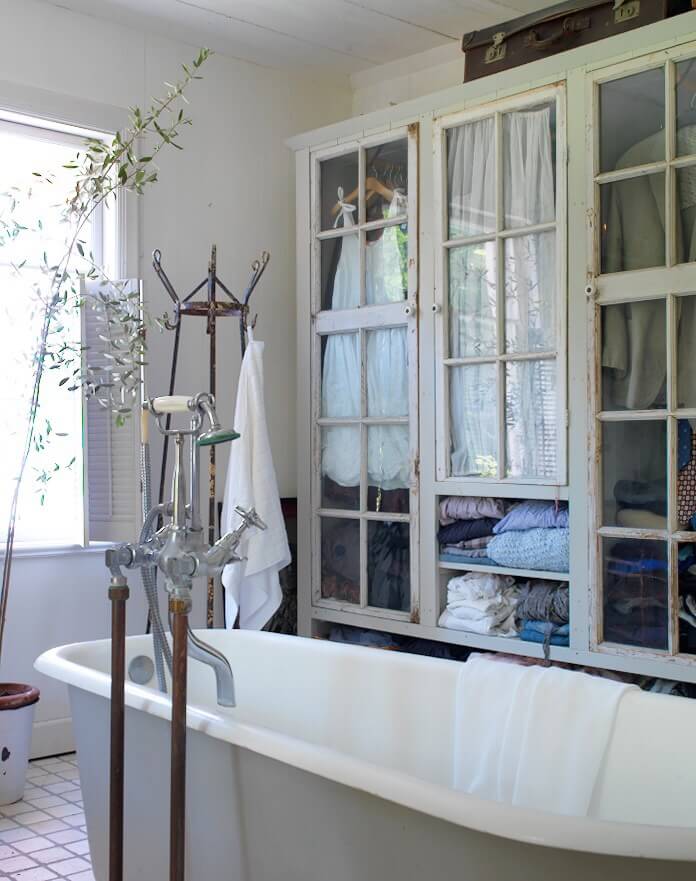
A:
291,12,696,682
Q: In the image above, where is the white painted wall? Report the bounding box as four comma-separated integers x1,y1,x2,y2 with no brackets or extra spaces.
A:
0,0,351,754
350,42,462,116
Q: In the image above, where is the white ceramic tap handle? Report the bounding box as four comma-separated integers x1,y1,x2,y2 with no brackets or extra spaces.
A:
150,395,191,414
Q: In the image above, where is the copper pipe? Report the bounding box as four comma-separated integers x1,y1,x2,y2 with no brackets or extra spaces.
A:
170,599,189,881
109,579,129,881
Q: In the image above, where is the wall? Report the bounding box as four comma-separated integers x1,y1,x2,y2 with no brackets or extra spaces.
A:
0,0,351,754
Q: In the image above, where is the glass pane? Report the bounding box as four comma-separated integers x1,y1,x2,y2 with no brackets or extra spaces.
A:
599,68,665,173
678,296,696,408
320,152,358,231
600,174,666,273
676,59,696,158
678,541,696,655
321,517,360,603
366,223,408,305
676,165,696,264
602,420,667,528
448,243,496,358
447,117,495,239
677,419,696,530
368,425,409,514
321,234,359,311
365,138,408,224
367,520,410,612
504,232,556,354
505,359,557,479
601,299,666,411
503,103,556,228
321,426,360,510
321,333,360,418
602,537,668,650
366,327,408,418
449,363,497,478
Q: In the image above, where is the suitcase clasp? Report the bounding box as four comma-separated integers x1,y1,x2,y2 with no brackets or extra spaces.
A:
485,32,507,64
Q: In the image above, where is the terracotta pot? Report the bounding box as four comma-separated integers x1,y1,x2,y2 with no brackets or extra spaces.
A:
0,683,40,805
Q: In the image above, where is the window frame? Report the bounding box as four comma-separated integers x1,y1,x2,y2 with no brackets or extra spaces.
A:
309,124,421,622
433,83,568,488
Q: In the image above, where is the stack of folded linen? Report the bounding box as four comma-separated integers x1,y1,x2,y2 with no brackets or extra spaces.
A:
516,580,570,650
438,572,520,637
487,500,569,573
438,496,509,565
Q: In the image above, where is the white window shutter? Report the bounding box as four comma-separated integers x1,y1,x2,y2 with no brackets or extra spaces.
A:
81,278,142,543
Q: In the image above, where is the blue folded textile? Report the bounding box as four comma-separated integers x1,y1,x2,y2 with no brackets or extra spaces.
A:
521,621,570,637
493,500,569,534
519,622,570,647
437,517,498,545
439,553,496,567
487,528,569,572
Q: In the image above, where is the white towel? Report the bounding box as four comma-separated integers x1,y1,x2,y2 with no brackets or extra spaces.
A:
221,333,291,629
453,654,637,816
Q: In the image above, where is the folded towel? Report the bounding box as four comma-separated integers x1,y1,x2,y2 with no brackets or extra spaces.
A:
439,607,518,637
439,496,510,525
438,517,499,545
453,654,637,816
492,499,569,534
488,528,569,572
441,573,519,636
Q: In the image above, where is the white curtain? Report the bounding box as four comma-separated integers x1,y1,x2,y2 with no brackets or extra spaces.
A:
448,106,556,479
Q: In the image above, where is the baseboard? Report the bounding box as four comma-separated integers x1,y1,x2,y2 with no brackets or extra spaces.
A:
30,716,75,759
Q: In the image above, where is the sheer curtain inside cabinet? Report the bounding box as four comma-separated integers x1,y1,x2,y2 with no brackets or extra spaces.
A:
310,127,420,620
434,86,567,485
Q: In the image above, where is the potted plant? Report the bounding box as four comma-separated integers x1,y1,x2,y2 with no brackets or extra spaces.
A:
0,48,210,804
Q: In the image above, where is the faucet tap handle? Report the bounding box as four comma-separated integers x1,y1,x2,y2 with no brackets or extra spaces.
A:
233,506,267,531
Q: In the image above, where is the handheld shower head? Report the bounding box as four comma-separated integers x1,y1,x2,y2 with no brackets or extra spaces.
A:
197,427,239,446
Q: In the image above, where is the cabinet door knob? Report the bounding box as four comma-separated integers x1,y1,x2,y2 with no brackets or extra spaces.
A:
404,301,417,316
431,303,442,314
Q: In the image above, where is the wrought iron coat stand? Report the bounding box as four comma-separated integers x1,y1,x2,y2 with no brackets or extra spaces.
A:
152,244,270,627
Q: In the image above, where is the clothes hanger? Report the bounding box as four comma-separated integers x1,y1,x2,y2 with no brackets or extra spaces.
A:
330,176,395,217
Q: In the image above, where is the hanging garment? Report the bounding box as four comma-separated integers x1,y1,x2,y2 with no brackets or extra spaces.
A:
678,427,696,527
221,330,291,629
321,190,410,492
602,125,696,410
447,107,556,477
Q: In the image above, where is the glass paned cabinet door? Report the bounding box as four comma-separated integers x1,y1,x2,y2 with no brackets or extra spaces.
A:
435,86,566,484
311,128,418,619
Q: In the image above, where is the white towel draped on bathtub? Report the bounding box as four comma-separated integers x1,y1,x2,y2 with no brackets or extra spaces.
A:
453,654,637,816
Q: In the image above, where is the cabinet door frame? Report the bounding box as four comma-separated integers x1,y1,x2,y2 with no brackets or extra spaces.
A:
585,41,696,663
433,83,568,488
308,124,421,623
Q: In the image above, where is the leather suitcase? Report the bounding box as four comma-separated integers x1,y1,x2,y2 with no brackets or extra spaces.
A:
462,0,695,82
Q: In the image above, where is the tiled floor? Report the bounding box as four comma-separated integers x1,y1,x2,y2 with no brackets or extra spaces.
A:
0,754,93,881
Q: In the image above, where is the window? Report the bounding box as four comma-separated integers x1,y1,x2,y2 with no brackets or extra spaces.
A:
311,128,419,619
434,86,567,486
590,52,696,656
0,113,134,548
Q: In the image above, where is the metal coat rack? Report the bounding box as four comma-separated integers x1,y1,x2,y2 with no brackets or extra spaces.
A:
152,244,270,626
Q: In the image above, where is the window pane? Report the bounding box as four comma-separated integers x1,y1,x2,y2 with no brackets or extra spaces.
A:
321,234,359,311
449,363,498,478
678,295,696,408
366,223,407,305
320,152,358,231
368,520,410,612
321,517,360,603
602,420,667,528
677,418,696,530
503,103,555,228
368,425,409,514
365,138,408,224
504,232,556,354
366,327,408,418
599,68,665,173
321,333,360,419
600,174,666,273
678,541,696,655
676,59,696,158
447,117,495,239
505,359,557,479
601,299,666,411
448,242,497,358
676,165,696,264
321,426,360,510
602,537,668,650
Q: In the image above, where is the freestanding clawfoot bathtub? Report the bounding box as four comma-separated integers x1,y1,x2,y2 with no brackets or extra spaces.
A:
36,630,696,880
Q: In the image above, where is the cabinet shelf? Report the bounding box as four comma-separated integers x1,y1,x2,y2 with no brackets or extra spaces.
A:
438,561,569,582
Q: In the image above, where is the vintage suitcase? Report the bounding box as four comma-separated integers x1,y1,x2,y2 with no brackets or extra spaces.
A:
462,0,695,81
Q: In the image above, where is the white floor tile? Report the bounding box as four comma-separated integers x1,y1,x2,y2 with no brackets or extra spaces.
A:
21,825,67,839
0,857,36,874
44,833,83,848
12,840,53,856
44,858,89,876
63,842,88,858
0,830,35,845
0,850,16,861
66,872,94,881
11,816,50,829
11,867,58,881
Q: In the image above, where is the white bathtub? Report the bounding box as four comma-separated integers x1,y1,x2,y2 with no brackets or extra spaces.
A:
36,630,696,881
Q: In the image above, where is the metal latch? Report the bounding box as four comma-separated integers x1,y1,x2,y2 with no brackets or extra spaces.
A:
615,0,640,22
485,32,507,64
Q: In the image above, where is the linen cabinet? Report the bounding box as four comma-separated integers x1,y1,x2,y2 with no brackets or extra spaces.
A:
289,11,696,682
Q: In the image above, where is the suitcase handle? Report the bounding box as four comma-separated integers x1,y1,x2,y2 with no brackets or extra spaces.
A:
524,15,590,50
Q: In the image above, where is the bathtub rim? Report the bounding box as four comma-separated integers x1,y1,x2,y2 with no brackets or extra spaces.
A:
35,630,696,864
